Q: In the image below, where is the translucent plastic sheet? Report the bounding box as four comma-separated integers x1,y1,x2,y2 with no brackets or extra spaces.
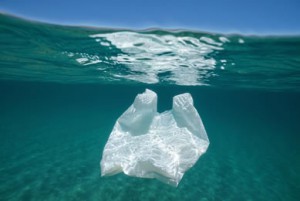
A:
100,89,209,186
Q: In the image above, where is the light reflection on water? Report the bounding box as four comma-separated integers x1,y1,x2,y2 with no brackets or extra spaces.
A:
89,32,228,85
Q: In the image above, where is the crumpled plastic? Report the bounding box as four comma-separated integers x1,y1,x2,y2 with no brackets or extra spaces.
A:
100,89,209,186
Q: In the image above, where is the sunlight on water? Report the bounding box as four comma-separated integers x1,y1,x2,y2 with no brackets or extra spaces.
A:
88,32,226,85
1,13,299,90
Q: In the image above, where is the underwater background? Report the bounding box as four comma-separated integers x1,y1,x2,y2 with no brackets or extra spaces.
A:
0,13,300,200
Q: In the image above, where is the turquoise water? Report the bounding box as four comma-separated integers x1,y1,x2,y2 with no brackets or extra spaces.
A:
0,13,300,200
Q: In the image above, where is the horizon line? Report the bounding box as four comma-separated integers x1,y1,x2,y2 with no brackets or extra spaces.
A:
1,10,300,37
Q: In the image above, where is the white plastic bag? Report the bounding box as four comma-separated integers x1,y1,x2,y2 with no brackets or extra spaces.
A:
100,89,209,186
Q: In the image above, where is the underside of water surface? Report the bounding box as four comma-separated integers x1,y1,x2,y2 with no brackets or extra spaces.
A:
1,13,300,91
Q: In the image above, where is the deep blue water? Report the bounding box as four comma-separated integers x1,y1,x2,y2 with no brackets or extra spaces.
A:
0,13,300,201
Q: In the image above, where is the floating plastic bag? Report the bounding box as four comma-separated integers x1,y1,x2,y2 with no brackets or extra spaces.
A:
100,89,209,186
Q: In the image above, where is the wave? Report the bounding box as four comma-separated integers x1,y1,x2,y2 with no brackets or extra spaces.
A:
0,13,300,91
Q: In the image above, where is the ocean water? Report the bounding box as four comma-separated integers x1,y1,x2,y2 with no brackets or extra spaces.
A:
0,13,300,201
